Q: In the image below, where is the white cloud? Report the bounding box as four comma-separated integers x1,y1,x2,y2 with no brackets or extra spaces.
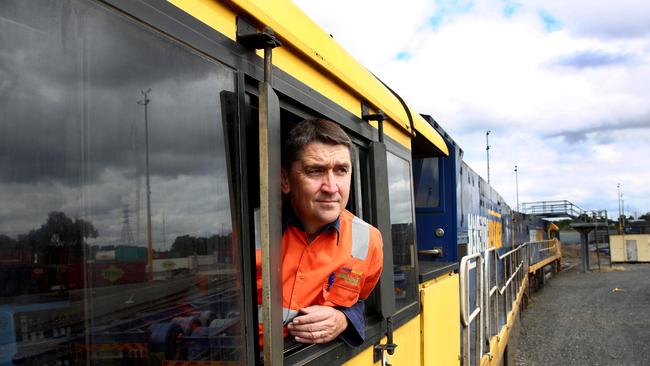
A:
294,0,650,217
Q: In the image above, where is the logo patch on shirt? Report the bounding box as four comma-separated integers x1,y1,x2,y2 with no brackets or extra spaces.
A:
337,273,360,286
337,268,363,286
340,267,363,275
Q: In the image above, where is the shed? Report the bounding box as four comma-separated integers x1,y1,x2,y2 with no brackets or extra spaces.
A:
609,234,650,262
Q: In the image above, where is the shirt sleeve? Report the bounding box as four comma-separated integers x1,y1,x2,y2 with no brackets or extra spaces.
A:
337,300,365,347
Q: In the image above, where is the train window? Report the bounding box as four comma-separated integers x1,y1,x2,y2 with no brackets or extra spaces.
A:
0,1,243,364
243,101,384,364
413,158,440,208
349,143,373,221
386,153,418,309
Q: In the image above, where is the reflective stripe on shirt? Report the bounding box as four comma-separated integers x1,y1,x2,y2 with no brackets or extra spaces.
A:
351,216,370,260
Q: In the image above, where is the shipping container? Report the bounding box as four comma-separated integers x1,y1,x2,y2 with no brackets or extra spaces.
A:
115,246,147,262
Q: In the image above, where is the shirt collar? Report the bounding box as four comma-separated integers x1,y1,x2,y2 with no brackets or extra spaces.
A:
282,200,341,236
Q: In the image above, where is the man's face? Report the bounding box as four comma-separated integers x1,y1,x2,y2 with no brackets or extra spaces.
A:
281,142,351,235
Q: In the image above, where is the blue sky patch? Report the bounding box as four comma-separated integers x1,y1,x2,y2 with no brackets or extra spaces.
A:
430,14,444,30
429,0,476,30
395,51,412,61
538,10,561,32
501,0,521,18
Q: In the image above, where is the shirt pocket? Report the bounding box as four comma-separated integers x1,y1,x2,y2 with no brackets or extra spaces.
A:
323,275,361,307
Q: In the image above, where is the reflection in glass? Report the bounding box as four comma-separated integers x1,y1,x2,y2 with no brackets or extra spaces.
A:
0,0,242,364
386,153,417,309
413,158,440,208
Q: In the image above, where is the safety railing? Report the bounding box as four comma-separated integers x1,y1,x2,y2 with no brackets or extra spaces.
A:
460,252,483,366
520,200,585,218
461,239,560,366
487,244,527,343
526,239,558,269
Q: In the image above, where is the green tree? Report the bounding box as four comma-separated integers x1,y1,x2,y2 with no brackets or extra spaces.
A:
19,211,99,263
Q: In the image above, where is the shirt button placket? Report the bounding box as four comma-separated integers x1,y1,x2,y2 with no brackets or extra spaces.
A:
292,247,308,310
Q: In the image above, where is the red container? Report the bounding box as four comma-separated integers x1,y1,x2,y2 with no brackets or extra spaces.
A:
87,262,147,287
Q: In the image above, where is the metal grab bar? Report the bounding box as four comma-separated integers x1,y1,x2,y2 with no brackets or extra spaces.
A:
460,252,483,366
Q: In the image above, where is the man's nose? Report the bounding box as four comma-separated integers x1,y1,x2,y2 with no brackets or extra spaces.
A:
321,170,339,193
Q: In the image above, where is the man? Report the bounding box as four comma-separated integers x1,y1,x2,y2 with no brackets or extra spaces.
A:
279,118,383,346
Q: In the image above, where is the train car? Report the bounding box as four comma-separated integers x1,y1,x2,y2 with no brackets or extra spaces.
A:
414,116,561,365
0,1,561,365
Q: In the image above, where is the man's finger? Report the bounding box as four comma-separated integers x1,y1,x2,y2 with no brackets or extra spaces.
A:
291,313,324,326
292,329,336,344
292,305,330,324
287,319,328,333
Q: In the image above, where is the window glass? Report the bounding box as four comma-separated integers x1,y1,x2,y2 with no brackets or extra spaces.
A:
413,158,440,208
386,153,418,309
0,1,242,364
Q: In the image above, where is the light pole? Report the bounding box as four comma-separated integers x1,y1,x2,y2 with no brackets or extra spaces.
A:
617,183,622,234
137,88,153,272
515,165,519,212
486,130,491,184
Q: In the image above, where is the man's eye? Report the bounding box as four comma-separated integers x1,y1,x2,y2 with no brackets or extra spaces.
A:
336,167,349,174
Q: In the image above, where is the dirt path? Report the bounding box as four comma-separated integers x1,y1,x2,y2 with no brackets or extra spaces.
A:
513,256,650,366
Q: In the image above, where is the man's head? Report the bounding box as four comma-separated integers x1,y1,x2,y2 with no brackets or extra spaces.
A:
281,119,352,236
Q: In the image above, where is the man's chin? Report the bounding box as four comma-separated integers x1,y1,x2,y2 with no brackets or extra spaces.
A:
315,209,341,224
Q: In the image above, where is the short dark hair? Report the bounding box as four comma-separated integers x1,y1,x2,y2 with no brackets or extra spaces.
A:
282,119,352,169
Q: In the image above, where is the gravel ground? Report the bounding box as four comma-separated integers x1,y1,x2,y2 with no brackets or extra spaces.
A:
512,255,650,366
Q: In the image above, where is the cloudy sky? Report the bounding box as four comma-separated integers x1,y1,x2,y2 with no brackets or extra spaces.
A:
1,1,234,247
294,0,650,219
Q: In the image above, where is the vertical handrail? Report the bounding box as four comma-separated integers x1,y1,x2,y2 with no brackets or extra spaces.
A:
483,248,497,341
483,247,501,346
460,253,483,366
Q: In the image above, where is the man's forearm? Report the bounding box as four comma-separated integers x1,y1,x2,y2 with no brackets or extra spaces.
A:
338,300,365,347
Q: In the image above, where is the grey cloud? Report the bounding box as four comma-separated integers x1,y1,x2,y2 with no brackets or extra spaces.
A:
1,0,235,186
1,0,215,95
1,1,236,242
569,20,650,40
526,1,650,40
546,119,650,143
550,50,634,69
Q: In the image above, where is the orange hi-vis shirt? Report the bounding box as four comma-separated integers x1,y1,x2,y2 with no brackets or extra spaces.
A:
281,209,383,323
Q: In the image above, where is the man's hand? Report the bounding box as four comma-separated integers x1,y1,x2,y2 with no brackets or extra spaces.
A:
287,305,348,344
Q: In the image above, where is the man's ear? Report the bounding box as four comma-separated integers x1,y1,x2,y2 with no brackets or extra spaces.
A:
281,168,290,194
